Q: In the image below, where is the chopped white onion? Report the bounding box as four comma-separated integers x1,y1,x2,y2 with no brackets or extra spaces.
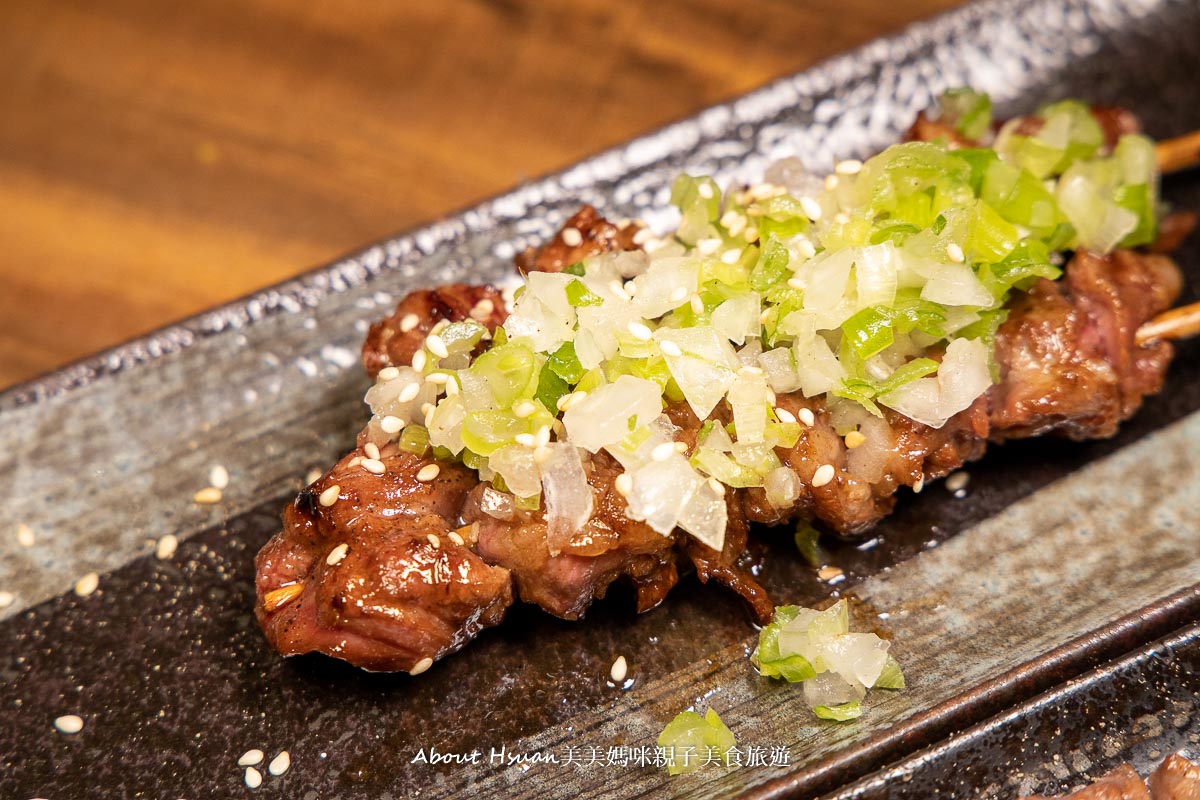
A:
540,444,594,555
563,375,663,452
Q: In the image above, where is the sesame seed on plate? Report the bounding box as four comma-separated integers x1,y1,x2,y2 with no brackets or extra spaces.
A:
946,243,966,263
380,415,405,434
399,313,420,332
326,543,349,566
513,400,537,418
268,751,291,777
238,749,264,767
426,533,441,549
535,426,551,448
720,249,741,265
835,159,864,175
193,487,222,504
155,535,178,560
800,196,823,221
425,372,449,384
447,531,465,547
416,464,441,482
16,523,35,548
818,565,845,583
409,657,434,676
398,383,421,403
787,277,806,291
425,334,449,359
844,431,866,449
775,407,797,424
798,408,816,427
560,227,583,247
651,442,675,462
411,350,428,372
262,583,303,612
0,591,14,608
913,473,926,493
945,471,971,494
74,573,99,597
244,766,263,789
812,464,836,488
627,321,652,341
318,485,341,507
659,340,683,357
796,238,817,259
610,655,628,683
361,458,386,475
673,441,688,453
208,464,229,490
54,714,84,734
614,474,633,496
515,433,536,448
378,366,401,381
363,442,381,460
690,294,704,314
305,467,323,485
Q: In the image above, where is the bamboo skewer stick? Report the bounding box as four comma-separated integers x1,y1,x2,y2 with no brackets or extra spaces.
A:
1155,130,1200,175
1136,301,1200,345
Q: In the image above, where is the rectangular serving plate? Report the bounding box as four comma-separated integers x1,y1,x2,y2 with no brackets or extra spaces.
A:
3,0,1199,797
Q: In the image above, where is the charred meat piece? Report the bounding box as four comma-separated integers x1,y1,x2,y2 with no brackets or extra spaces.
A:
515,205,641,274
990,249,1182,441
1021,765,1151,800
462,450,681,620
362,284,507,378
1150,755,1200,800
255,444,512,673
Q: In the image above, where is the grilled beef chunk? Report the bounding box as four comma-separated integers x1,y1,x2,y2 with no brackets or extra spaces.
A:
1150,755,1200,800
1022,765,1152,800
515,205,641,274
362,284,507,378
255,444,512,672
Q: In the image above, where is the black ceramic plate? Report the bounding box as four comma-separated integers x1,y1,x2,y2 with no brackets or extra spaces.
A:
3,0,1200,798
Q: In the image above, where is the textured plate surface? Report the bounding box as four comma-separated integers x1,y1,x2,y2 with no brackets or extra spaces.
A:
3,0,1200,798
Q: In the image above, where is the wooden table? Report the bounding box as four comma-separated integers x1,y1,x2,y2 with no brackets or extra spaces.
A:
0,0,961,390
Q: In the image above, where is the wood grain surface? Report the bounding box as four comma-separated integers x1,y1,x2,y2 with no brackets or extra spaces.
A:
0,0,962,390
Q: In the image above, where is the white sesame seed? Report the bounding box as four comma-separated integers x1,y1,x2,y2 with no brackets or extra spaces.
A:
625,281,639,295
535,426,551,448
318,485,341,507
155,535,178,560
824,174,840,191
426,334,449,359
54,715,84,734
399,313,420,333
515,433,536,447
945,471,971,493
632,228,655,245
361,458,386,475
513,400,537,418
834,212,851,225
818,566,845,583
796,238,817,259
775,407,797,424
238,749,265,767
697,183,714,199
380,415,405,434
426,533,441,549
444,379,460,396
411,350,428,372
16,523,34,548
946,243,966,263
416,464,441,482
749,182,784,200
409,657,434,676
244,766,263,789
470,298,495,321
690,294,705,314
812,464,835,487
608,280,629,299
378,366,401,381
0,591,14,608
425,372,449,385
74,573,99,597
305,467,323,485
420,402,435,417
651,442,675,462
800,196,823,221
845,431,866,449
614,474,633,496
913,473,926,493
707,477,726,496
348,457,361,468
208,464,230,490
610,655,628,683
398,383,421,403
696,237,722,255
326,543,349,566
193,487,222,504
627,321,653,341
561,226,583,247
743,227,759,242
447,531,465,547
659,340,683,357
363,442,381,461
835,159,863,175
533,446,552,464
669,286,689,303
798,408,816,427
787,276,806,291
720,249,741,265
